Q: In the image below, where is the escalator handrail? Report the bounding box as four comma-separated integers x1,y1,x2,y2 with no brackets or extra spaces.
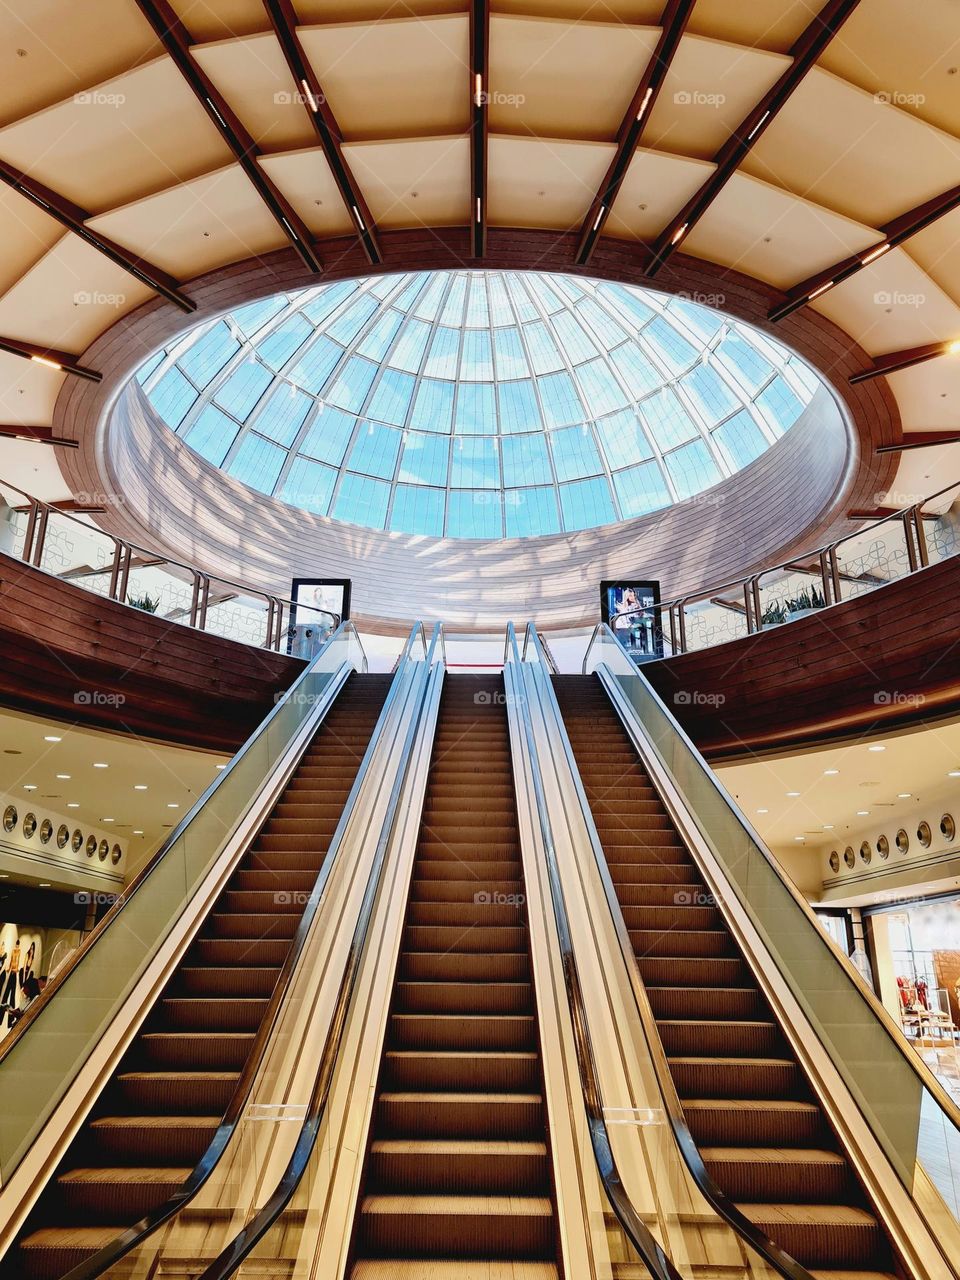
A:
55,622,419,1280
0,618,365,1070
192,622,442,1280
504,621,683,1280
586,619,960,1143
526,624,815,1280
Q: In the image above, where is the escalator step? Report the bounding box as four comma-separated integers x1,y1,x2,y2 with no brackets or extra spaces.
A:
383,1051,540,1092
683,1098,827,1147
357,1194,554,1259
367,1139,549,1193
114,1071,239,1113
158,997,269,1031
393,982,533,1014
734,1204,885,1269
389,1013,537,1051
376,1092,544,1139
658,1019,783,1057
55,1166,190,1220
671,1056,802,1099
86,1116,218,1164
351,1263,559,1279
138,1032,255,1070
175,966,280,997
702,1147,851,1202
399,952,530,983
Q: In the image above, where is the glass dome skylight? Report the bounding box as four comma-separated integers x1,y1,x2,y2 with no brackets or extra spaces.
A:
134,271,823,540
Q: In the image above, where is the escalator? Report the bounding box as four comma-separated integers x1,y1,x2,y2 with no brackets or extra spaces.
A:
11,672,393,1280
347,674,559,1277
552,674,897,1279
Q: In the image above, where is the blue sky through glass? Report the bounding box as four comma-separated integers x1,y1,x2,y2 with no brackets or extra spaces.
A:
137,271,822,539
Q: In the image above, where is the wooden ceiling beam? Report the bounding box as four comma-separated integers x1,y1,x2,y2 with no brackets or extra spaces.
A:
0,424,78,448
850,340,960,384
0,336,100,383
874,430,960,453
0,160,195,313
770,182,960,322
574,0,695,266
470,0,490,258
645,0,862,277
134,0,324,274
262,0,381,264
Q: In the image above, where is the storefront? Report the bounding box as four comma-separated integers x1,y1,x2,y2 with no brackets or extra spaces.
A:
863,891,960,1096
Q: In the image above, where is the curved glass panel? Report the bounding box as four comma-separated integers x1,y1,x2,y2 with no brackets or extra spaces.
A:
134,271,824,539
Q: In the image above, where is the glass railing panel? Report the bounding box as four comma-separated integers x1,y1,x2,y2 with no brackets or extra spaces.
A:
921,486,960,567
37,511,117,597
201,582,273,647
585,627,960,1229
0,626,361,1182
120,558,196,621
679,595,749,652
834,514,914,597
754,564,825,628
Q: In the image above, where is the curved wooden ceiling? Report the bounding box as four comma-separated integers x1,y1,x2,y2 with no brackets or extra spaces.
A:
0,0,957,587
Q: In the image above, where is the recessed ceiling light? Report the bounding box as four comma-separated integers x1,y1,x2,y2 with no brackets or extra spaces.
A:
93,762,108,769
823,824,835,829
102,817,114,823
134,784,148,791
857,810,870,816
868,745,886,752
898,792,912,798
133,829,144,835
786,791,801,797
824,769,840,776
43,735,61,743
794,836,805,841
756,808,769,814
56,774,70,780
23,785,36,792
950,771,960,778
0,874,8,879
38,882,50,888
67,803,79,809
167,803,180,809
215,764,227,771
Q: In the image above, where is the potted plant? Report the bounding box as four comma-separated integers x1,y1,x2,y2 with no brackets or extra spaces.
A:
127,592,160,613
761,585,825,628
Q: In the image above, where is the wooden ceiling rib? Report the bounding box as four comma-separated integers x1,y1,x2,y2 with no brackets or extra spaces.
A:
262,0,381,264
770,182,960,322
470,0,490,258
645,0,862,277
575,0,695,266
850,340,960,384
0,334,99,382
133,0,324,273
0,159,194,313
0,425,77,448
875,431,960,454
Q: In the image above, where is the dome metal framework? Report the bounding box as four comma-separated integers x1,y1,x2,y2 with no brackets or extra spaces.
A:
136,271,821,539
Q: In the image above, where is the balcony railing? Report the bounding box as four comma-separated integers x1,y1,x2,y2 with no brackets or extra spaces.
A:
0,477,337,654
611,479,960,657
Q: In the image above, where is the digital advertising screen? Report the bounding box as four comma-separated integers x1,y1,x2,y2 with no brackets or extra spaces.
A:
600,580,663,663
287,578,351,658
